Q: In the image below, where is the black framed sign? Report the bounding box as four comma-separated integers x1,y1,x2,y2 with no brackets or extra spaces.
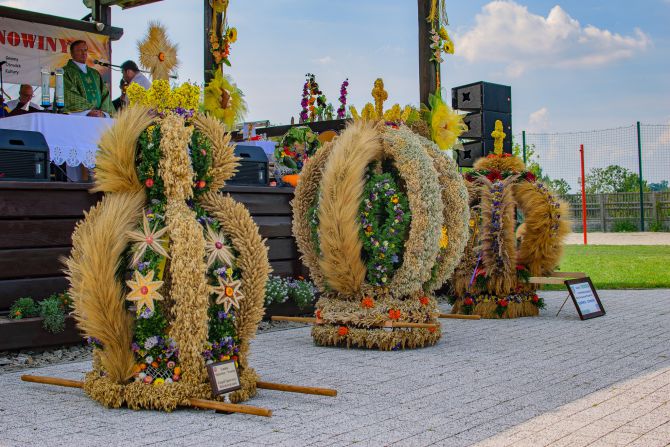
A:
564,277,605,320
206,359,242,395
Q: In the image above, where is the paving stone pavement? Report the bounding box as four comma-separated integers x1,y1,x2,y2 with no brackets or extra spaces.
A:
0,290,668,447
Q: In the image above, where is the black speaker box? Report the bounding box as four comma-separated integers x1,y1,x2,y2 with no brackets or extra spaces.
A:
0,129,50,181
227,144,269,186
456,139,512,168
461,111,512,141
452,81,511,113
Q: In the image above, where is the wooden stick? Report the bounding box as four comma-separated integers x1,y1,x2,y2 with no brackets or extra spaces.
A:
271,316,316,323
547,271,587,278
389,322,439,328
187,398,272,417
256,381,337,397
21,374,83,389
438,313,482,320
21,375,272,417
529,277,568,285
271,316,439,329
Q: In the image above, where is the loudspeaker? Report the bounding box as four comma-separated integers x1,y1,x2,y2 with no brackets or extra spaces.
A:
451,81,511,113
461,111,512,141
0,129,50,181
455,139,512,168
227,144,269,186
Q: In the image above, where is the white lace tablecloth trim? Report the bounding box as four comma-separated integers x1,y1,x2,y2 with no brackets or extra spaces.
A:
0,114,113,168
50,145,98,168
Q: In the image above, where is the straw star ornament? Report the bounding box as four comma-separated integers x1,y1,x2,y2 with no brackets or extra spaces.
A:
127,214,170,266
126,270,164,313
204,225,234,269
212,275,244,313
138,22,178,81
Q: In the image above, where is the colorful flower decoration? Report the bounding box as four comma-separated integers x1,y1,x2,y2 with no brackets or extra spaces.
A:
138,22,178,81
336,78,349,119
126,270,165,313
427,93,467,150
204,225,234,269
358,172,411,286
127,214,170,266
212,273,244,313
203,70,247,131
275,126,321,174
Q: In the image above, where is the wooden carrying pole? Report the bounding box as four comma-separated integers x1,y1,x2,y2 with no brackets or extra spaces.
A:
271,316,440,329
438,313,481,320
21,375,272,417
256,381,337,397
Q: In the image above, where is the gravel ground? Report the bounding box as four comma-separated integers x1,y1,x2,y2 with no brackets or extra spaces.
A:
565,232,670,245
0,320,308,374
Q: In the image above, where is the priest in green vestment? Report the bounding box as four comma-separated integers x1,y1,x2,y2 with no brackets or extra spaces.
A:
62,40,114,116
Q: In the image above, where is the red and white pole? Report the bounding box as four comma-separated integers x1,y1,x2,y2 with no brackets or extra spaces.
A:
580,144,587,245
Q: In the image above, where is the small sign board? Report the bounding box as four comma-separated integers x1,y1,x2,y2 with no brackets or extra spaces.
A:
206,359,242,395
564,277,605,320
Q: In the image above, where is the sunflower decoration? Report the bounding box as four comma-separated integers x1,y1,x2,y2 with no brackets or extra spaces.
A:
126,270,165,313
212,273,244,313
426,92,467,150
204,70,247,130
208,0,237,68
127,214,170,266
204,225,234,269
138,22,178,81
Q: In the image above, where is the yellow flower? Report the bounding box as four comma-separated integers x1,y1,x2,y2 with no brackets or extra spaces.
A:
440,226,449,249
153,378,165,386
383,104,402,122
391,195,399,204
431,101,467,150
440,27,455,54
361,103,376,121
126,83,148,107
227,27,238,43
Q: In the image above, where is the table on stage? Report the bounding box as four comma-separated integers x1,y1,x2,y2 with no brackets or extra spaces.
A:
0,113,114,181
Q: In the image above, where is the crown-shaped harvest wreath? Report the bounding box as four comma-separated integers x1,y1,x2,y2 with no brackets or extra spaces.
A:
21,88,336,415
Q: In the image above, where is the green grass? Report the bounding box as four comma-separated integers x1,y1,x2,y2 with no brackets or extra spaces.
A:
550,245,670,289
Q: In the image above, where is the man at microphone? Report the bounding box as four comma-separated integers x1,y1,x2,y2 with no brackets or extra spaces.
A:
61,40,114,117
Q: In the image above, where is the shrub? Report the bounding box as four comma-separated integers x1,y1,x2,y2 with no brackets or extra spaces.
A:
612,219,637,232
9,297,39,320
287,279,316,309
264,275,290,306
39,296,66,333
650,221,667,232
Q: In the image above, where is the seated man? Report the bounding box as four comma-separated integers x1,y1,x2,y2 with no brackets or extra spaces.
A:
62,40,114,117
121,60,151,93
7,84,43,116
112,79,128,112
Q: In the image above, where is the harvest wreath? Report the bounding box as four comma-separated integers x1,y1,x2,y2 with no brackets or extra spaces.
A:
449,121,571,319
288,81,471,350
21,82,336,416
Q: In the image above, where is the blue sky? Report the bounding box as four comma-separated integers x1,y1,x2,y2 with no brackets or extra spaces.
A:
2,0,669,133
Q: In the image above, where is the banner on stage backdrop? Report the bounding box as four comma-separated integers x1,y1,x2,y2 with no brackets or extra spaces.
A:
0,16,110,86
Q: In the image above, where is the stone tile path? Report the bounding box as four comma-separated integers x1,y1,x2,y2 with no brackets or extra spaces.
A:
565,232,670,245
0,290,668,447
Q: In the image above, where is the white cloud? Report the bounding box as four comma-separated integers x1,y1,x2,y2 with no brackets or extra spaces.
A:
527,107,550,132
314,56,333,65
457,1,651,76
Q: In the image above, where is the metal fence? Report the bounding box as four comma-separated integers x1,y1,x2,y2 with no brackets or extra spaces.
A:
516,123,670,232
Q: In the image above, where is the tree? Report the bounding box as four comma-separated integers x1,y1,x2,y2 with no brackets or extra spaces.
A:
649,181,669,192
512,142,571,195
584,165,650,193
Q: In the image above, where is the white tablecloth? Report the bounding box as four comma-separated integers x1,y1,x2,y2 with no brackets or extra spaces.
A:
0,113,114,168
